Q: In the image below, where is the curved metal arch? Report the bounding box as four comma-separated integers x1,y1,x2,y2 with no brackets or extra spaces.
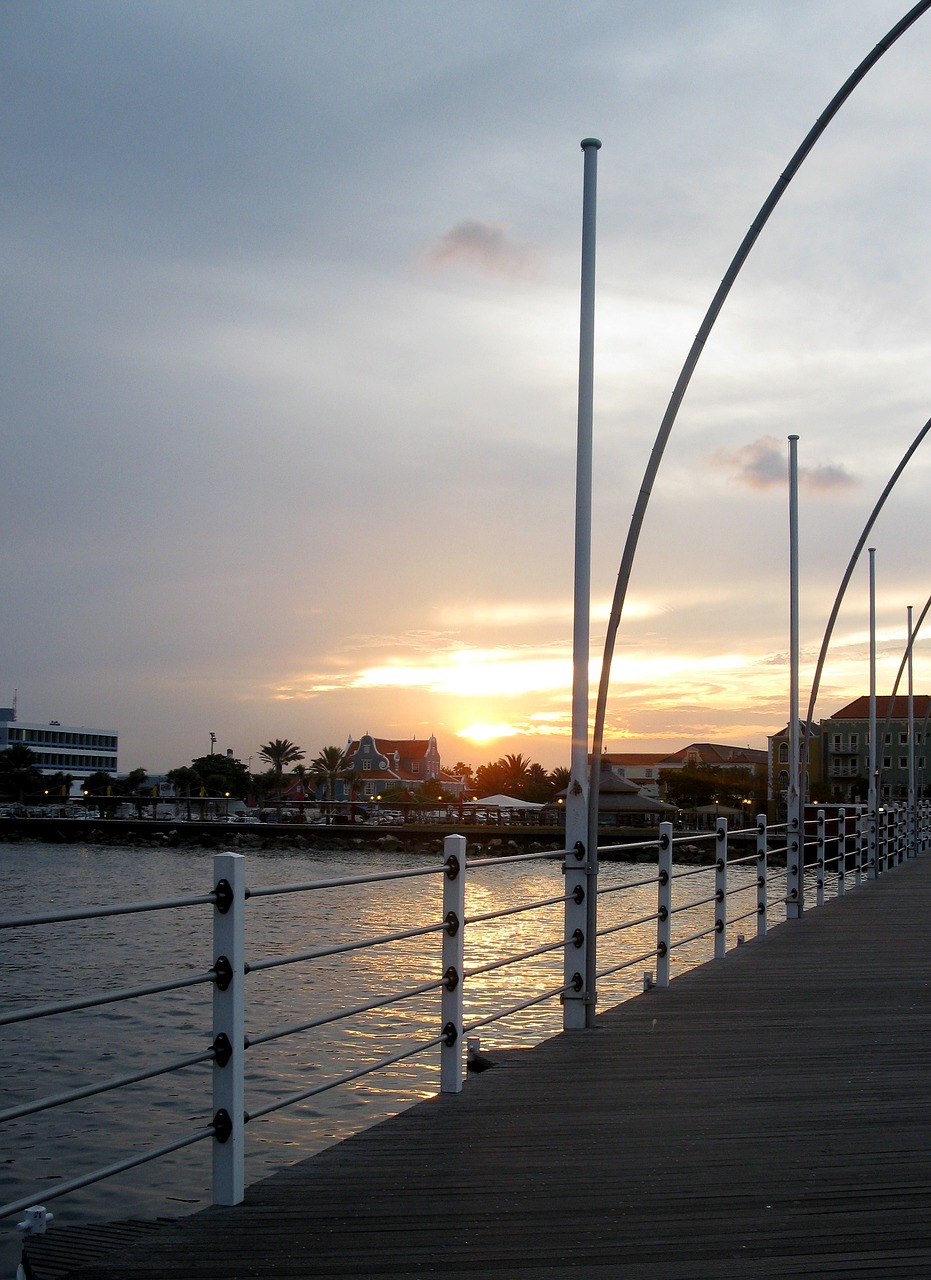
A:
800,416,931,790
583,2,931,1015
874,593,931,797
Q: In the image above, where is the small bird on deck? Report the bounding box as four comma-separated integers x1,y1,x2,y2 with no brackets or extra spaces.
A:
466,1042,496,1073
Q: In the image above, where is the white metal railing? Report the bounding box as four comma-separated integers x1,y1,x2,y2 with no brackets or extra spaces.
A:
2,800,927,1243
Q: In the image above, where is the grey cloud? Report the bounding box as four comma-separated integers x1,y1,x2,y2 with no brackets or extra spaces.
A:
422,220,540,280
709,436,857,493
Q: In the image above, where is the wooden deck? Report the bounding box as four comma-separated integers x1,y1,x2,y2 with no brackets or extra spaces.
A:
36,855,931,1279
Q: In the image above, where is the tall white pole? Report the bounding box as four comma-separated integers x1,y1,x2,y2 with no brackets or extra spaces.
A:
868,548,878,877
565,137,600,1032
786,435,802,918
908,604,916,853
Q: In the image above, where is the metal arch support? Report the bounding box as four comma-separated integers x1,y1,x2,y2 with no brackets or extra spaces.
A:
874,592,931,799
801,416,931,796
585,4,931,901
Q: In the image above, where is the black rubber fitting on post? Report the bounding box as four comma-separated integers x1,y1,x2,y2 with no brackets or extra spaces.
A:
212,1032,233,1067
572,884,584,904
572,928,584,949
442,1021,458,1047
444,910,460,936
443,965,459,992
573,840,585,861
214,878,233,914
213,955,233,991
212,1108,233,1144
445,854,460,880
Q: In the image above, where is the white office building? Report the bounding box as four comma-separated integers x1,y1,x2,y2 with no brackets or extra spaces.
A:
0,708,118,779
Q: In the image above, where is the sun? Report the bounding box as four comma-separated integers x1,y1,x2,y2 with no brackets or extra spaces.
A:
457,722,518,745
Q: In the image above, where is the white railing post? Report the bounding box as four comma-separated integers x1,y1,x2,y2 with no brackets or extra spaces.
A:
786,801,802,917
816,809,826,908
441,834,466,1094
714,818,727,959
837,807,847,897
657,822,673,987
868,797,878,881
212,851,245,1206
756,813,768,937
854,805,865,888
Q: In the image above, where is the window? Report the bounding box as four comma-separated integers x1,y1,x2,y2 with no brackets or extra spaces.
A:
779,743,789,763
885,734,891,745
883,756,891,769
778,770,788,789
832,735,841,750
362,760,371,771
900,733,908,745
850,734,858,750
900,757,908,770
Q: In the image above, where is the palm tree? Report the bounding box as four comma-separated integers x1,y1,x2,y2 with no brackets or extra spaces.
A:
258,738,305,777
500,752,532,797
258,739,305,818
0,745,42,807
549,766,571,795
309,745,346,819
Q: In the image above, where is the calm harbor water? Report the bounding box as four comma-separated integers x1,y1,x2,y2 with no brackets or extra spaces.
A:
0,839,775,1269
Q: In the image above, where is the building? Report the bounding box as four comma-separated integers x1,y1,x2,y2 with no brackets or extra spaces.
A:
820,695,931,803
0,708,118,784
767,720,821,818
599,753,668,798
768,696,931,810
335,734,465,800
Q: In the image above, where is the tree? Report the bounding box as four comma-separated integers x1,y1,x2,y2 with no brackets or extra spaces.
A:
259,738,305,776
310,746,345,803
0,745,43,806
188,753,251,800
450,761,475,788
500,753,532,797
549,766,571,795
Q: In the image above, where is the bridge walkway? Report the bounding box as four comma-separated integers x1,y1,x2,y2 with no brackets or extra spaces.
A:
45,854,931,1279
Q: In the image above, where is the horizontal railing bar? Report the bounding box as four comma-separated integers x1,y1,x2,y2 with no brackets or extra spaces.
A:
0,1048,215,1123
597,873,657,895
671,863,718,881
247,919,446,974
729,851,759,867
246,976,444,1048
729,906,760,926
672,831,718,846
670,892,718,914
670,924,716,950
724,882,755,897
466,891,571,927
463,981,569,1034
596,945,659,980
0,1126,215,1221
0,970,217,1028
596,909,659,939
246,861,449,900
593,837,657,856
0,892,216,931
465,934,565,979
246,1034,445,1121
465,848,567,870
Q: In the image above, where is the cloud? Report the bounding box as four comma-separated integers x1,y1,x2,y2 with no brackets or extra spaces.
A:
709,436,857,493
422,220,540,280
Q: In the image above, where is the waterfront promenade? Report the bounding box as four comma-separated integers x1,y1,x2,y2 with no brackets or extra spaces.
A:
36,854,931,1279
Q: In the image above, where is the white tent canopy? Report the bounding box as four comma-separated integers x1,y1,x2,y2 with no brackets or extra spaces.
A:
467,794,544,809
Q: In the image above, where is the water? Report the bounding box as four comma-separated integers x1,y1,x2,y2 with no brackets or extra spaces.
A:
0,840,773,1270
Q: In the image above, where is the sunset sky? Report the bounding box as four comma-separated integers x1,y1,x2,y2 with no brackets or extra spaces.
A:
3,1,931,775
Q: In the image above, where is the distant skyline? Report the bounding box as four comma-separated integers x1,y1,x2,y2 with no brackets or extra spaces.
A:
3,1,931,774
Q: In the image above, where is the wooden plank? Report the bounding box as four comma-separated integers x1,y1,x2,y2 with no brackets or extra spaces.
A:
34,856,931,1279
